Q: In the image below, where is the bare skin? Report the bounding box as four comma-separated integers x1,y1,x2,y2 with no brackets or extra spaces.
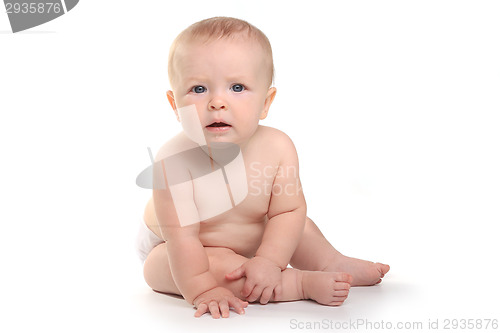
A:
144,243,353,318
143,128,390,317
143,34,390,318
289,215,390,286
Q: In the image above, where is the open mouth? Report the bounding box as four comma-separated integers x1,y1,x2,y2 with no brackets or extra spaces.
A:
206,121,232,133
207,122,231,128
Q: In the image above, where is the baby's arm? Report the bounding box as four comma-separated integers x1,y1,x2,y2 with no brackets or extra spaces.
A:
257,134,306,267
227,133,307,303
164,220,246,318
153,164,247,318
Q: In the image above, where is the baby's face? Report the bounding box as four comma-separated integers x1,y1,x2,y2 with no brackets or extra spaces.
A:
169,37,275,146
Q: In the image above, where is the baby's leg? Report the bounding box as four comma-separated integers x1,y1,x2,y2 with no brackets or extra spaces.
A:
290,217,390,286
143,244,352,306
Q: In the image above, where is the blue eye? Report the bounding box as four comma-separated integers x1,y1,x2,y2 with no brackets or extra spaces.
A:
191,85,207,93
231,84,245,92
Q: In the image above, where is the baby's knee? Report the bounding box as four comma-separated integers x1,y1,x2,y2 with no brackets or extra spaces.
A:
143,243,178,294
205,246,237,260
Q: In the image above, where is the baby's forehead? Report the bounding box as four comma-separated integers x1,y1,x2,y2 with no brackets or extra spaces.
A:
173,37,269,73
180,35,264,54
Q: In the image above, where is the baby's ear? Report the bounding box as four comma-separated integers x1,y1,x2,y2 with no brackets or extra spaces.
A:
166,90,180,121
260,87,277,120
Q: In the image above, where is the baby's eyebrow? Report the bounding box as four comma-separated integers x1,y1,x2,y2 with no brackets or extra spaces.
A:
184,76,210,83
182,75,254,86
226,74,251,82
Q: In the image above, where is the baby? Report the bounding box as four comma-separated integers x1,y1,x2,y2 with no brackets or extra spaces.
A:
137,17,390,319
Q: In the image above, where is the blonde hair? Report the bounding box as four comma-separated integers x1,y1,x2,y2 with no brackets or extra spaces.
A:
168,17,274,87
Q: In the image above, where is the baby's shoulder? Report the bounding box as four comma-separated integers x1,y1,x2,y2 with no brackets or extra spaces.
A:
252,126,297,157
254,125,295,149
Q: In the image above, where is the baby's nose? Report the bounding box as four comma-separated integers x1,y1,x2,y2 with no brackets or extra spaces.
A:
209,98,226,110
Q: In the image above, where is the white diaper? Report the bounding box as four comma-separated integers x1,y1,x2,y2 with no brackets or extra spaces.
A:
135,221,164,263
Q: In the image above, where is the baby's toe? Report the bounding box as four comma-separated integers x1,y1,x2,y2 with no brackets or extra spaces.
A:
331,295,348,303
334,281,351,291
334,272,353,284
333,289,349,297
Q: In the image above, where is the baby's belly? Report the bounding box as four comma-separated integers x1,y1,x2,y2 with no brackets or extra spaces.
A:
144,197,268,258
198,217,266,258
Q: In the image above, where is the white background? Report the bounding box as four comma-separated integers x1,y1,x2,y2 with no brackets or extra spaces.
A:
1,1,499,332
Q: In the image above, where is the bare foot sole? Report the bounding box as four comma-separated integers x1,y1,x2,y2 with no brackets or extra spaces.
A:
301,271,353,306
323,256,390,287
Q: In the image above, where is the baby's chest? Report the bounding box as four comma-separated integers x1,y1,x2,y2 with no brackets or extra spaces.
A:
191,156,276,221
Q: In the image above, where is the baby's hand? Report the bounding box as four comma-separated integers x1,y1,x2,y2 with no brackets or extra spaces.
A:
225,256,282,304
193,286,248,319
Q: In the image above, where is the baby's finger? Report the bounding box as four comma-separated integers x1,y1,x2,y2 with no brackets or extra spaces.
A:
208,301,221,319
219,300,230,318
273,284,282,301
247,285,263,303
225,266,245,280
228,297,247,315
241,280,255,298
259,287,273,304
194,303,208,318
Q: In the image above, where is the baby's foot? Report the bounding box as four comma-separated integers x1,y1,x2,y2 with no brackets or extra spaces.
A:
301,271,352,306
323,256,390,287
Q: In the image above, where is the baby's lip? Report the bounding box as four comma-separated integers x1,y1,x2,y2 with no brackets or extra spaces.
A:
206,121,231,128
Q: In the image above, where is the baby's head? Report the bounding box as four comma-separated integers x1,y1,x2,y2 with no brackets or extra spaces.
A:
168,17,274,88
166,17,277,145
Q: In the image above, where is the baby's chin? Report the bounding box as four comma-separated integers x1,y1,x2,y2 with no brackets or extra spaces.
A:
206,138,240,148
204,131,237,144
